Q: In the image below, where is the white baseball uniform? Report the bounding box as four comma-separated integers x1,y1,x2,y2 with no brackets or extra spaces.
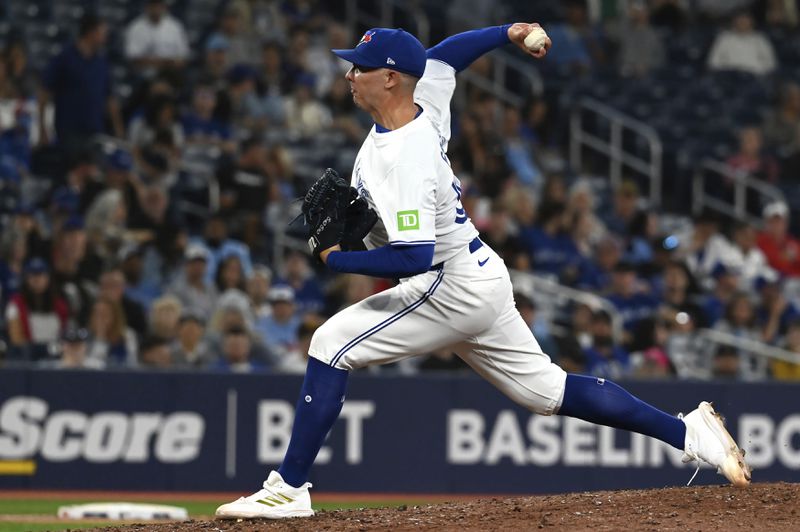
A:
308,59,567,415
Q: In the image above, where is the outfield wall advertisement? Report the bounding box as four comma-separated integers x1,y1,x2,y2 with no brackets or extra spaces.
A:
0,369,798,493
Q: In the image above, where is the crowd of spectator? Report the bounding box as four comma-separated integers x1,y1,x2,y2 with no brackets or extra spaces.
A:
0,0,799,382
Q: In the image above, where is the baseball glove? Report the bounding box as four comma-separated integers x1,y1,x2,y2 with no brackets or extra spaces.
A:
302,168,350,259
340,188,378,251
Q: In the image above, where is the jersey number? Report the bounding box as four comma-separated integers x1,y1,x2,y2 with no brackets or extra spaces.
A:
452,179,467,225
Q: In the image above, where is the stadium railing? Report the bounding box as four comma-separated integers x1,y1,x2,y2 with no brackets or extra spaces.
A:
569,96,663,207
510,269,624,343
698,327,800,366
691,158,785,226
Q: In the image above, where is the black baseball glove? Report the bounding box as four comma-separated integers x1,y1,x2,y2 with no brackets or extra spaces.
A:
340,188,378,251
301,168,350,259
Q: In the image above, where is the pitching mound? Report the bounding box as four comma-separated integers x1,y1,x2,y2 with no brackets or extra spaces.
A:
96,482,797,531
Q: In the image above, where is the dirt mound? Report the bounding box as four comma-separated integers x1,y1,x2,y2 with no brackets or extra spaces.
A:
94,482,798,531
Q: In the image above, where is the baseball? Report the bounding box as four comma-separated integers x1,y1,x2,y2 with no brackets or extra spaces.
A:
524,27,548,52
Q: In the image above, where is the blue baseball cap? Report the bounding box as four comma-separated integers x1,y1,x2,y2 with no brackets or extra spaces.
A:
24,257,49,275
108,149,133,171
332,28,426,78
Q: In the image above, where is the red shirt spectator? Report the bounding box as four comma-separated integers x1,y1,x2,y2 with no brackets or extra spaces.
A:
757,201,800,277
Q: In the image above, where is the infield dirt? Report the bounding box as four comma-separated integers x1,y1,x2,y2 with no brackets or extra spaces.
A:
87,481,798,531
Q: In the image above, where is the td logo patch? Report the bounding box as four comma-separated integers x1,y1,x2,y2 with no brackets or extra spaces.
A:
397,210,419,231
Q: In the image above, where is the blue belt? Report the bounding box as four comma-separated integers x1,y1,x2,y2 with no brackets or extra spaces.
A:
429,237,483,271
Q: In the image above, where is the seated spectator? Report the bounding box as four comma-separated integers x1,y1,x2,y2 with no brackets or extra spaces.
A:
583,310,631,379
118,243,161,311
139,335,173,368
256,285,302,359
251,41,290,128
566,180,607,248
215,253,247,294
248,264,273,319
624,210,659,266
701,263,742,326
284,74,332,139
280,249,325,316
649,0,689,31
149,295,183,339
182,82,234,151
756,274,800,343
99,268,147,337
762,82,800,160
502,106,543,189
675,211,734,290
707,10,777,76
772,318,800,380
542,0,603,76
663,307,709,379
51,216,93,324
124,0,190,73
728,221,773,291
5,258,69,360
208,5,259,67
757,201,800,277
725,126,780,185
577,235,622,293
85,189,129,263
127,95,184,150
216,136,273,247
521,202,582,282
44,327,103,370
212,326,267,373
617,1,665,78
606,261,660,335
171,309,213,367
194,214,254,284
659,260,707,328
712,345,740,380
629,318,673,378
277,315,324,374
479,202,526,268
714,291,769,380
602,179,642,238
86,297,138,367
169,244,217,320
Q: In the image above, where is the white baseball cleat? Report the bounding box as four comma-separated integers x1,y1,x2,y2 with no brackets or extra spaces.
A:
681,401,751,487
215,471,315,519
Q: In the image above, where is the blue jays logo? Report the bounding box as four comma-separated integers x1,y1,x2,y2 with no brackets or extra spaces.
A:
358,30,375,46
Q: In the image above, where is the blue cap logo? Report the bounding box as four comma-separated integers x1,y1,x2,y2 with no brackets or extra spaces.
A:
358,30,375,46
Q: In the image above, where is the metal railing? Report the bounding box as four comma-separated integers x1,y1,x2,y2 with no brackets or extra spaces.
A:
698,328,800,366
692,158,784,225
570,97,663,207
509,269,624,342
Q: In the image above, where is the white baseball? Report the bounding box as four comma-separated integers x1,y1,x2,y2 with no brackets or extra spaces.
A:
523,27,548,52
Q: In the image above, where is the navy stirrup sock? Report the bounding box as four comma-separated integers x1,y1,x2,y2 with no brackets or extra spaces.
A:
278,357,349,487
558,374,686,450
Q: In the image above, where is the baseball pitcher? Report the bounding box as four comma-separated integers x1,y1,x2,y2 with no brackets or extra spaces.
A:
217,23,750,519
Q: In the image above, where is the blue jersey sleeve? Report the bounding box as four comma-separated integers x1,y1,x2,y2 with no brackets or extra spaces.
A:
326,243,435,278
426,24,512,72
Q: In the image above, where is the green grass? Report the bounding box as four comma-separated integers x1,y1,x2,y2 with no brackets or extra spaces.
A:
0,498,413,532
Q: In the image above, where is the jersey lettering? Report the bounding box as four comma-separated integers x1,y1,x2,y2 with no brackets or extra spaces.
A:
451,180,468,225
